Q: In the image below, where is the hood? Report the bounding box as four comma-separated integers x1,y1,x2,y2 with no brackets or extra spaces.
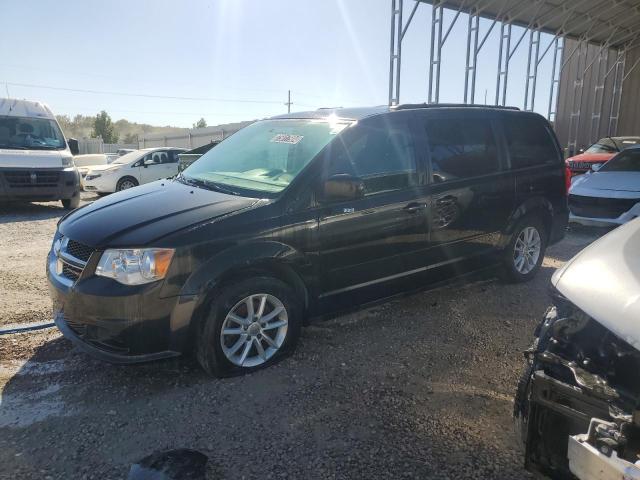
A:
552,217,640,350
59,180,259,247
0,148,71,168
570,171,640,195
86,163,123,173
567,152,615,163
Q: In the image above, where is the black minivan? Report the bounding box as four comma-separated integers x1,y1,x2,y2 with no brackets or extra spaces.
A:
48,105,569,376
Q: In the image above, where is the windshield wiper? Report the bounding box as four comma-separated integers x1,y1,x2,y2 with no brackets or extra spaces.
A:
176,173,239,196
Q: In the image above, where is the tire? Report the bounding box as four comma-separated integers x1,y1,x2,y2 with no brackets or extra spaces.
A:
196,276,302,377
502,215,547,283
61,193,81,210
116,176,138,191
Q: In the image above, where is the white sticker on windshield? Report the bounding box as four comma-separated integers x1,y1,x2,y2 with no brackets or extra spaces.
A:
271,134,303,144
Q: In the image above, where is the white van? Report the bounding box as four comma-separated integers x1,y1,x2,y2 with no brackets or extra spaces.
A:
0,98,81,209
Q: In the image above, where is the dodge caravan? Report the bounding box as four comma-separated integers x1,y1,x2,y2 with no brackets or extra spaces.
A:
0,98,81,209
48,105,568,376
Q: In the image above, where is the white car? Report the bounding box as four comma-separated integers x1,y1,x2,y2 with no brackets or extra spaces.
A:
568,146,640,227
515,217,640,479
83,147,187,194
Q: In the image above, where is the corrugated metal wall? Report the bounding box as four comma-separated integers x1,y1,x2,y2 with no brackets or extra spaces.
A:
138,121,254,149
555,39,640,157
618,46,640,137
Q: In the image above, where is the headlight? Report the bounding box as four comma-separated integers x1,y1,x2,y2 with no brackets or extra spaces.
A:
62,156,73,167
85,173,101,180
96,248,174,285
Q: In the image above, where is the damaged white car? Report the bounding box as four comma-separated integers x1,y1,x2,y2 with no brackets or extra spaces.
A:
515,217,640,479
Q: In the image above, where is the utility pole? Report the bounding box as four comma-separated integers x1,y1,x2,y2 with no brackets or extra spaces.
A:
285,90,292,113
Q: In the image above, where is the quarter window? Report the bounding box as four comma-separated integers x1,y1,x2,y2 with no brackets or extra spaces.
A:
424,118,499,182
503,116,558,168
326,116,418,195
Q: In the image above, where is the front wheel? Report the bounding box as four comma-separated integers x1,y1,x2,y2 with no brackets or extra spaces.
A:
196,277,302,377
61,193,81,210
502,216,547,282
116,176,138,191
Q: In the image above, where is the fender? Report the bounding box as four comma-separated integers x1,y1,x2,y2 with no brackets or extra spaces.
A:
497,196,554,249
181,240,313,295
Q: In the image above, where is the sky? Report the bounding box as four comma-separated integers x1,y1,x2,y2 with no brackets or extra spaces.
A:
0,0,558,128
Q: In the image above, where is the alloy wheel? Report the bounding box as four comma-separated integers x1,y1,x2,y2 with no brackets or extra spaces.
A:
513,226,541,274
220,294,288,367
118,180,136,190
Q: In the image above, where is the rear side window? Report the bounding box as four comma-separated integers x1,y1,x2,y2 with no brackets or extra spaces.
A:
503,116,559,169
327,116,418,195
423,117,499,182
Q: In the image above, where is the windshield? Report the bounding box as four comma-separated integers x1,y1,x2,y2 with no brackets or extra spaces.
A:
183,119,350,195
599,150,640,172
585,138,618,154
112,150,143,164
0,115,66,150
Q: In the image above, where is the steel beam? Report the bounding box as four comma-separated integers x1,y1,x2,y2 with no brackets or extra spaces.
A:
388,0,404,105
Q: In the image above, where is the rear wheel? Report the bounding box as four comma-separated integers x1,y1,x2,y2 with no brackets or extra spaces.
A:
116,176,138,191
502,216,547,282
196,276,302,377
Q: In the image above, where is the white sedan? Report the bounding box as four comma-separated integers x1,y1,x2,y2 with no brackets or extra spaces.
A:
568,146,640,227
83,148,187,194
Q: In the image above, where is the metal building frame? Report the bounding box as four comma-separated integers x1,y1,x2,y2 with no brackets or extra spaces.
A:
388,0,640,149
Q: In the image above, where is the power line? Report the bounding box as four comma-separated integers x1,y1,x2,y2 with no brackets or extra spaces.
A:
5,81,284,104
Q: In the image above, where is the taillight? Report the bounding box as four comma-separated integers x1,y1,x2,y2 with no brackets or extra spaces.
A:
564,162,571,195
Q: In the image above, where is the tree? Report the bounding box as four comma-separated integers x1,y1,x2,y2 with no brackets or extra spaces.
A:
122,132,138,144
193,118,207,129
92,111,118,143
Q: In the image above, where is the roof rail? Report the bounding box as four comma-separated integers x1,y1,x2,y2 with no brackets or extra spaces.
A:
316,106,344,110
392,103,520,111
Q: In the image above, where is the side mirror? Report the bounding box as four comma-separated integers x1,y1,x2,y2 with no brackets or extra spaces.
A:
578,148,585,154
591,163,603,172
144,158,158,167
68,138,79,155
322,174,365,202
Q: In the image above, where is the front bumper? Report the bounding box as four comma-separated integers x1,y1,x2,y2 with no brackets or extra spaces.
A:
569,204,640,227
47,249,194,364
0,167,80,201
83,173,117,193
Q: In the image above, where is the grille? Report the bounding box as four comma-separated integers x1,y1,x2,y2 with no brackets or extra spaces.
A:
569,194,640,219
3,170,61,188
66,239,94,262
63,315,130,354
62,262,83,281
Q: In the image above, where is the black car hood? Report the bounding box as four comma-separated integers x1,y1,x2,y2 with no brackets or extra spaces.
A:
59,180,259,247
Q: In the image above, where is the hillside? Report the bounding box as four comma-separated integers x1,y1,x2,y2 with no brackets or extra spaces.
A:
56,114,186,144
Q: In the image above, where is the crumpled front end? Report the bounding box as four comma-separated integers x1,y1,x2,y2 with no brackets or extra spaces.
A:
515,294,640,479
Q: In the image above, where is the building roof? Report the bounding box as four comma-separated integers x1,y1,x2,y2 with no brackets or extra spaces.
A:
431,0,640,47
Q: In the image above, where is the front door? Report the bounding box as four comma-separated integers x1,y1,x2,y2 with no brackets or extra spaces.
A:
317,113,429,297
139,150,177,184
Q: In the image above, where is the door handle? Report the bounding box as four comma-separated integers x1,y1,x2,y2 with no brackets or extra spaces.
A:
404,202,428,213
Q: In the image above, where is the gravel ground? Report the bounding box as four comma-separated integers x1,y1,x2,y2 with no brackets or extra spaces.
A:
0,197,606,479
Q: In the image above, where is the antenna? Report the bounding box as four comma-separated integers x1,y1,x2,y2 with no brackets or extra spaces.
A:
284,90,292,114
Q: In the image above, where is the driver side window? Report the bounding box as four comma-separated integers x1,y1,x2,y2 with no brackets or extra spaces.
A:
326,116,418,196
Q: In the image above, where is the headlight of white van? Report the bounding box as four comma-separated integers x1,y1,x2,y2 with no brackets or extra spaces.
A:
62,156,73,167
96,248,174,285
